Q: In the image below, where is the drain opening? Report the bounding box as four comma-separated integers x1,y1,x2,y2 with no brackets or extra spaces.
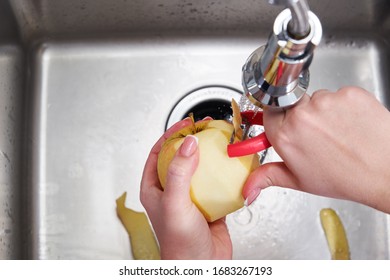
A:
165,86,242,130
165,85,269,163
182,100,232,122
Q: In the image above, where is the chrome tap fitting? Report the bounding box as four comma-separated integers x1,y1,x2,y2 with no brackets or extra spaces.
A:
242,0,322,109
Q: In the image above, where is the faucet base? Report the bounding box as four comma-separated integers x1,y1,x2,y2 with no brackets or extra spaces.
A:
242,45,310,110
242,8,321,110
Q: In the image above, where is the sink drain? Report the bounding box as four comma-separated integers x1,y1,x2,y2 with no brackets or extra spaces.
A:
165,86,242,130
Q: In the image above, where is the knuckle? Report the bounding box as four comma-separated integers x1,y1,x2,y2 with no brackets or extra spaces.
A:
263,164,276,187
311,92,333,112
338,86,368,99
338,86,374,108
167,159,187,179
339,86,357,99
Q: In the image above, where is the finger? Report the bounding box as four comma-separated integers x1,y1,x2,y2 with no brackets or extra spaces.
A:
208,218,232,259
310,88,331,97
140,149,162,208
263,93,311,143
164,135,199,204
140,118,194,204
141,118,194,187
151,117,194,155
209,218,229,238
242,162,300,206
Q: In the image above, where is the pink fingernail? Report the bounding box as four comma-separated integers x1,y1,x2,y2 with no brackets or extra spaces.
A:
244,188,261,206
180,135,198,157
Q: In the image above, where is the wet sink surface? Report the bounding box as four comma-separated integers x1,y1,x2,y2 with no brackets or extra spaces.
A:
1,0,390,259
28,36,390,260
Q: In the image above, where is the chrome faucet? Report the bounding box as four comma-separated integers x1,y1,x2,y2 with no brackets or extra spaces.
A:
242,0,322,109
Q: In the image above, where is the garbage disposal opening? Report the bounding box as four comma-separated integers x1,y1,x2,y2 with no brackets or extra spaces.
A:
165,86,242,130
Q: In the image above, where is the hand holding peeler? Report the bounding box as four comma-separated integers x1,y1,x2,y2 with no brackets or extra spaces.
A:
227,110,272,158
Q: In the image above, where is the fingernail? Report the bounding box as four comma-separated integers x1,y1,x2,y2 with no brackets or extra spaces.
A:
202,116,213,121
180,135,198,157
244,188,261,206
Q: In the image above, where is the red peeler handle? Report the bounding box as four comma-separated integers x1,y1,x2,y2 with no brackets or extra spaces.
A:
227,132,271,157
227,110,272,157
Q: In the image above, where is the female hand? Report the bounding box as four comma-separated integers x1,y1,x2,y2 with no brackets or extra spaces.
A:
243,86,390,213
140,118,232,259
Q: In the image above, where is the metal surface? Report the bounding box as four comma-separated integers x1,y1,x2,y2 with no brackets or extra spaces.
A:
0,0,389,259
243,8,322,109
0,45,24,259
268,0,310,38
0,0,25,260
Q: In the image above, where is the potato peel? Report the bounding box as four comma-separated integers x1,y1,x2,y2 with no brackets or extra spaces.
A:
320,208,350,260
231,99,243,142
116,192,160,260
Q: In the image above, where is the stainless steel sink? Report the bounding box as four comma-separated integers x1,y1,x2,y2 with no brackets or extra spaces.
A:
1,0,389,259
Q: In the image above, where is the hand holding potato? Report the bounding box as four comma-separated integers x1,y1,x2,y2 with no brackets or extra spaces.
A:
140,118,232,259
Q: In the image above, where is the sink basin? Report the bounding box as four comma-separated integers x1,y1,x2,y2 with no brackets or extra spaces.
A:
1,0,389,259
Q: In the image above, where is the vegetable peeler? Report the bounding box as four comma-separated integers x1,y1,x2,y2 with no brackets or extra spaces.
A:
227,110,272,158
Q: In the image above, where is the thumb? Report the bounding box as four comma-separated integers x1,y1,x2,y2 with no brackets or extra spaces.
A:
164,135,199,203
243,162,300,206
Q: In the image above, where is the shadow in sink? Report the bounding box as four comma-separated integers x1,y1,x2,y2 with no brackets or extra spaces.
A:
0,0,25,260
0,0,389,259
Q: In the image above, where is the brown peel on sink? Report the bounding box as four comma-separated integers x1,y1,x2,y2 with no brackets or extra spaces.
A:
116,192,160,260
320,208,350,260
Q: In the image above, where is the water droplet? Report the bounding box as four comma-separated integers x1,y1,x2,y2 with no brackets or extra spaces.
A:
233,207,253,225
